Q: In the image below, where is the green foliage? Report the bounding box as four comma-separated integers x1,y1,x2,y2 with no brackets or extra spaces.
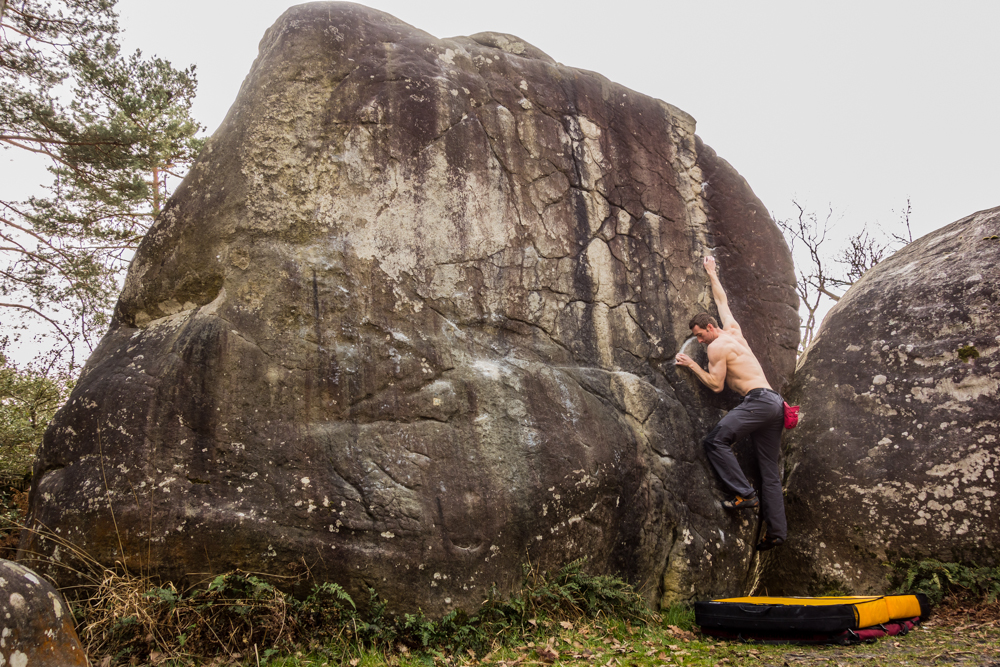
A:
358,557,655,657
1,0,204,369
77,570,311,662
481,558,651,628
0,349,71,476
892,558,1000,605
74,558,655,664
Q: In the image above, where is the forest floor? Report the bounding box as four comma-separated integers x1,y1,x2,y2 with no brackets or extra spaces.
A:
250,601,1000,667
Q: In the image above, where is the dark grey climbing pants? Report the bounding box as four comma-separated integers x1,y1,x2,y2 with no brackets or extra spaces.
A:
703,388,787,541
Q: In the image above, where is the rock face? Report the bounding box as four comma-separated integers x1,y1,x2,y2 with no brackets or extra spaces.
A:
764,207,1000,594
23,2,797,614
0,559,89,667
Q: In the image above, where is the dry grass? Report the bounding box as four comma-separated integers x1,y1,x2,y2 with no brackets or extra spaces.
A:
6,496,1000,667
74,567,301,663
3,515,308,664
49,535,315,662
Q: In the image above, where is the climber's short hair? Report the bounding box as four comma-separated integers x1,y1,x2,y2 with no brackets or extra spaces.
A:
688,313,719,330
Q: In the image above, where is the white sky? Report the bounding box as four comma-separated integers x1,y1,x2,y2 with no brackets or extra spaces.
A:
3,1,999,364
115,0,1000,241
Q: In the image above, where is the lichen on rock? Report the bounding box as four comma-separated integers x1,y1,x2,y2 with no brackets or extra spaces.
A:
22,2,796,615
766,205,1000,595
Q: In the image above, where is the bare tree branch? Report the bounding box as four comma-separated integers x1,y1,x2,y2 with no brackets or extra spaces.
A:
0,302,76,365
777,198,915,354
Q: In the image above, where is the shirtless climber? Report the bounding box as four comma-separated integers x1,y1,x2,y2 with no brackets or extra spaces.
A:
674,255,786,551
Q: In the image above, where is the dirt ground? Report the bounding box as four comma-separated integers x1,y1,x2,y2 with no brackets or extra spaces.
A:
719,602,1000,667
460,601,1000,667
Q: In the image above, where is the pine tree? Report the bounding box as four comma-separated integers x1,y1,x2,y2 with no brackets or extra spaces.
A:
1,0,204,369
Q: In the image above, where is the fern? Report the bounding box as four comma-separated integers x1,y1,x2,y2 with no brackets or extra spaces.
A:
892,558,1000,605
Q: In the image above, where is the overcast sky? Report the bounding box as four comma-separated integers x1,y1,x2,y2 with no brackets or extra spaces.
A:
114,0,1000,243
3,1,999,364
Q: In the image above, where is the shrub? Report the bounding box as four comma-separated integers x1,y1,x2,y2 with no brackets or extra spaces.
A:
892,558,1000,605
66,556,653,664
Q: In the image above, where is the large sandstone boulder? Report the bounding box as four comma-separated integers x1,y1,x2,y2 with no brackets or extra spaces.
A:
23,2,797,614
0,559,89,667
764,207,1000,594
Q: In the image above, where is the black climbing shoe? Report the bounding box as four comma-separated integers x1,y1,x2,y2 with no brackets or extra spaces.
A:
756,536,785,551
721,494,759,510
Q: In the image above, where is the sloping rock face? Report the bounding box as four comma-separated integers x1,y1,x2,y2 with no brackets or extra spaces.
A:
23,2,797,614
764,207,1000,594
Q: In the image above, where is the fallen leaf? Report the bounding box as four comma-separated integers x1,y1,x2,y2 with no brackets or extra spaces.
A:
560,620,574,630
538,646,559,663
